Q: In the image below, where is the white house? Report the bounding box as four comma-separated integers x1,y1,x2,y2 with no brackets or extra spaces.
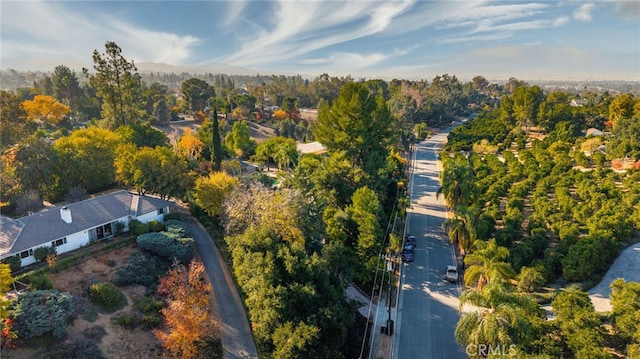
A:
0,190,173,267
296,141,327,155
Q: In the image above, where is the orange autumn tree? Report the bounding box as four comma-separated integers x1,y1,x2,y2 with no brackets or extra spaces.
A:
272,109,288,120
22,95,70,125
154,260,214,359
176,128,205,162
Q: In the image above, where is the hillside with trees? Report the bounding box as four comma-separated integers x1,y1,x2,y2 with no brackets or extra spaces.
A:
441,84,640,358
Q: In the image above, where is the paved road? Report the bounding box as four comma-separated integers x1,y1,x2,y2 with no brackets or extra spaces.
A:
175,205,259,359
393,129,466,359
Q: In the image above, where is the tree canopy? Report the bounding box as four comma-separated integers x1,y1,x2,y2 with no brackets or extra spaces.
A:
84,41,145,129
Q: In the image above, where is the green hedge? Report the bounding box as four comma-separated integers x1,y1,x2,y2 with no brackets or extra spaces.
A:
164,219,191,237
129,219,149,236
136,232,194,264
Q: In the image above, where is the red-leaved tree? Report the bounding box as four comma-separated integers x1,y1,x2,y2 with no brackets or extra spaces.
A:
154,260,214,358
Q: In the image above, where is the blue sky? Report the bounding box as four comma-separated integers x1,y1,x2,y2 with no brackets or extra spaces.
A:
1,0,639,81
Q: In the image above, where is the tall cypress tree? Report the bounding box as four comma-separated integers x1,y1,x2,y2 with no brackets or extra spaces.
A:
212,107,223,171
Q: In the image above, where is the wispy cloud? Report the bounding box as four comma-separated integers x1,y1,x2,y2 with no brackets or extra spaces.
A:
473,18,567,33
573,3,595,22
299,52,387,68
1,1,202,69
108,20,202,64
219,0,413,68
437,33,514,44
298,47,413,71
221,0,248,28
554,16,571,27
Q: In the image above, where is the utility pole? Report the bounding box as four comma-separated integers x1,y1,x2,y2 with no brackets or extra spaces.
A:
386,257,394,336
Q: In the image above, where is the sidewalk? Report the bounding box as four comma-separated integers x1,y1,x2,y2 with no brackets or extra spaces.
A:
371,287,397,359
347,280,398,359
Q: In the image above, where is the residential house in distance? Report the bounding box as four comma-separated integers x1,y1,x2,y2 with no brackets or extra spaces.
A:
570,99,589,107
296,141,327,155
0,190,173,267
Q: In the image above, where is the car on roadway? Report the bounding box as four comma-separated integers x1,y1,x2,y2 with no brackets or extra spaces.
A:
405,235,416,248
445,265,459,283
402,247,414,262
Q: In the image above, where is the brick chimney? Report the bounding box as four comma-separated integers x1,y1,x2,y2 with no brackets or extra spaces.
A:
60,206,72,223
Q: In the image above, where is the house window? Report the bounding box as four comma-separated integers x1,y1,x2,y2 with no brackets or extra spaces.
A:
157,207,165,215
20,249,33,259
52,237,67,247
95,223,114,240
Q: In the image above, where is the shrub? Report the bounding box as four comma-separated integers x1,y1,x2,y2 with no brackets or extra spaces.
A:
52,254,83,272
193,332,224,359
44,337,105,359
129,219,149,236
141,313,163,329
28,272,53,290
88,282,127,310
112,252,170,287
83,325,107,340
46,254,59,269
10,290,74,339
133,297,163,328
3,256,21,273
164,212,182,221
34,246,55,262
164,219,191,237
134,297,163,314
148,220,164,232
114,221,126,236
137,232,194,264
111,311,141,329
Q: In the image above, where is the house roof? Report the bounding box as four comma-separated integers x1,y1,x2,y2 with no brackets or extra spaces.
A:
586,128,605,137
0,216,24,258
297,141,327,155
0,190,172,258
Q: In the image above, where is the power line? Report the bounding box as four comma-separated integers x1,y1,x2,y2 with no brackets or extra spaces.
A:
359,197,398,359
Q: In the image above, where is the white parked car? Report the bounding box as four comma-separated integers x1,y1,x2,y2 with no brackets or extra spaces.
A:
446,265,459,283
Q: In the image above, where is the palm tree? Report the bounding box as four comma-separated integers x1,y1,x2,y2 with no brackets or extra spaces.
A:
441,205,477,256
455,280,536,358
464,239,515,291
386,233,403,258
436,153,476,207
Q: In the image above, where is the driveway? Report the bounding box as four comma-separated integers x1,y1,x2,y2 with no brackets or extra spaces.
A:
589,242,640,312
173,204,259,359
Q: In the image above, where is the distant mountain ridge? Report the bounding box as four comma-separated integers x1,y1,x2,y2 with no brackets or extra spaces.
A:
135,62,257,76
1,64,639,95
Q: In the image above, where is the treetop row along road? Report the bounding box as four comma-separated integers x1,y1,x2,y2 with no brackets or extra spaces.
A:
394,126,466,359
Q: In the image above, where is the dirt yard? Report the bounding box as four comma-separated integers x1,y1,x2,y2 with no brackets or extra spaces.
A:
9,244,165,359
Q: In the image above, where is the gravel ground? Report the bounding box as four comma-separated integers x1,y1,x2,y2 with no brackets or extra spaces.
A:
588,242,640,312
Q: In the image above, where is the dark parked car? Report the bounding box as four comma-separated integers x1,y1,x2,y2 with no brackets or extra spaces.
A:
402,248,414,262
405,235,416,248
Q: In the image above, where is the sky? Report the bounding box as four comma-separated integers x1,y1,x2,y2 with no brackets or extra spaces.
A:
1,0,639,81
